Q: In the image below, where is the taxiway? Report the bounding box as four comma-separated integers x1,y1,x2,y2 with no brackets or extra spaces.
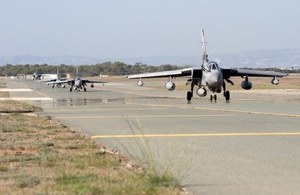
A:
3,78,300,195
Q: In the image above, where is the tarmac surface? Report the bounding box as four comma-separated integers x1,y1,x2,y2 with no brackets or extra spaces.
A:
3,77,300,195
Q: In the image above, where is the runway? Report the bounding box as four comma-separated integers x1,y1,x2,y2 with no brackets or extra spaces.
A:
3,78,300,195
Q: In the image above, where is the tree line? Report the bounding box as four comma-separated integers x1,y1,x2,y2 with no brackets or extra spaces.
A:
0,62,296,77
0,62,186,77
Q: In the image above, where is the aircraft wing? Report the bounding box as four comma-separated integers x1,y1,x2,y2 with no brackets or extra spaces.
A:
38,79,56,83
47,79,74,85
82,80,106,84
39,78,66,83
222,68,288,79
127,68,194,79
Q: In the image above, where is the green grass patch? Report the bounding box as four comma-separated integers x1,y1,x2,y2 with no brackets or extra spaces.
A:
56,174,102,194
0,165,8,172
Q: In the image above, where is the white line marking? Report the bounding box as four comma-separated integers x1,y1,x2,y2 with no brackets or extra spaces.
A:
0,97,53,101
0,89,33,92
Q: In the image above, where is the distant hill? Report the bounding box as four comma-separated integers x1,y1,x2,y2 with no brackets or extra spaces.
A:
0,55,99,66
214,49,300,69
1,49,299,69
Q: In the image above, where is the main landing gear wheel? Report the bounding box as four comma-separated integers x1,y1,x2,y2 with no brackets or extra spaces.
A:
210,94,217,102
84,88,87,92
187,91,193,102
224,91,230,102
70,88,72,92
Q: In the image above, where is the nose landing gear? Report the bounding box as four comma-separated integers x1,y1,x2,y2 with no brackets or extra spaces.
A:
210,94,217,102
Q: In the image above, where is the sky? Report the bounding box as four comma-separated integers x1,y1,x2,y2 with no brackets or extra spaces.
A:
0,0,300,58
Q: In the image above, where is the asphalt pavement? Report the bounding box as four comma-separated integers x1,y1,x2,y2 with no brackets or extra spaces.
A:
3,78,300,195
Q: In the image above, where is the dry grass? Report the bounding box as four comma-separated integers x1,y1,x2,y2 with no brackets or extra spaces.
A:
0,109,182,194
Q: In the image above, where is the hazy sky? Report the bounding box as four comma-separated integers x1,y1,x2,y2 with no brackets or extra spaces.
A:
0,0,299,58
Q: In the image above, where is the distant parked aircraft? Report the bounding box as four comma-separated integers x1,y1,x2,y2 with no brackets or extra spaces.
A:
32,70,57,81
32,72,43,80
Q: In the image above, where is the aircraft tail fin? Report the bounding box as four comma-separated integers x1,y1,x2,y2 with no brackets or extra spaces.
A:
76,66,79,77
201,28,209,65
56,67,59,78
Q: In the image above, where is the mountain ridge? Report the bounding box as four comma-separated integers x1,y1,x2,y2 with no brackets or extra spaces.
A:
1,48,299,69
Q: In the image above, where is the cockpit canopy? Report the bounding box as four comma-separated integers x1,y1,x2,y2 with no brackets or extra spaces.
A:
208,61,219,71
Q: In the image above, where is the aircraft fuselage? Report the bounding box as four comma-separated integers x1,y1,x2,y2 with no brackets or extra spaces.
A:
201,61,224,93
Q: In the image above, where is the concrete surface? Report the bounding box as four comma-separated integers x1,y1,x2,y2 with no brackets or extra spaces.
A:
3,78,300,195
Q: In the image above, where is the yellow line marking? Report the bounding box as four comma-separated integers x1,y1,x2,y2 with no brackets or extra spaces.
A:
57,114,235,119
126,102,300,118
91,132,300,139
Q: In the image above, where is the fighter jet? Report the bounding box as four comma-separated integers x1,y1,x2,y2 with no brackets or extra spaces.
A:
47,67,106,92
32,72,44,80
40,68,67,88
127,29,288,102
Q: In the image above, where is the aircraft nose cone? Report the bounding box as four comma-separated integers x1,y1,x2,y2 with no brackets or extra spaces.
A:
207,72,223,86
